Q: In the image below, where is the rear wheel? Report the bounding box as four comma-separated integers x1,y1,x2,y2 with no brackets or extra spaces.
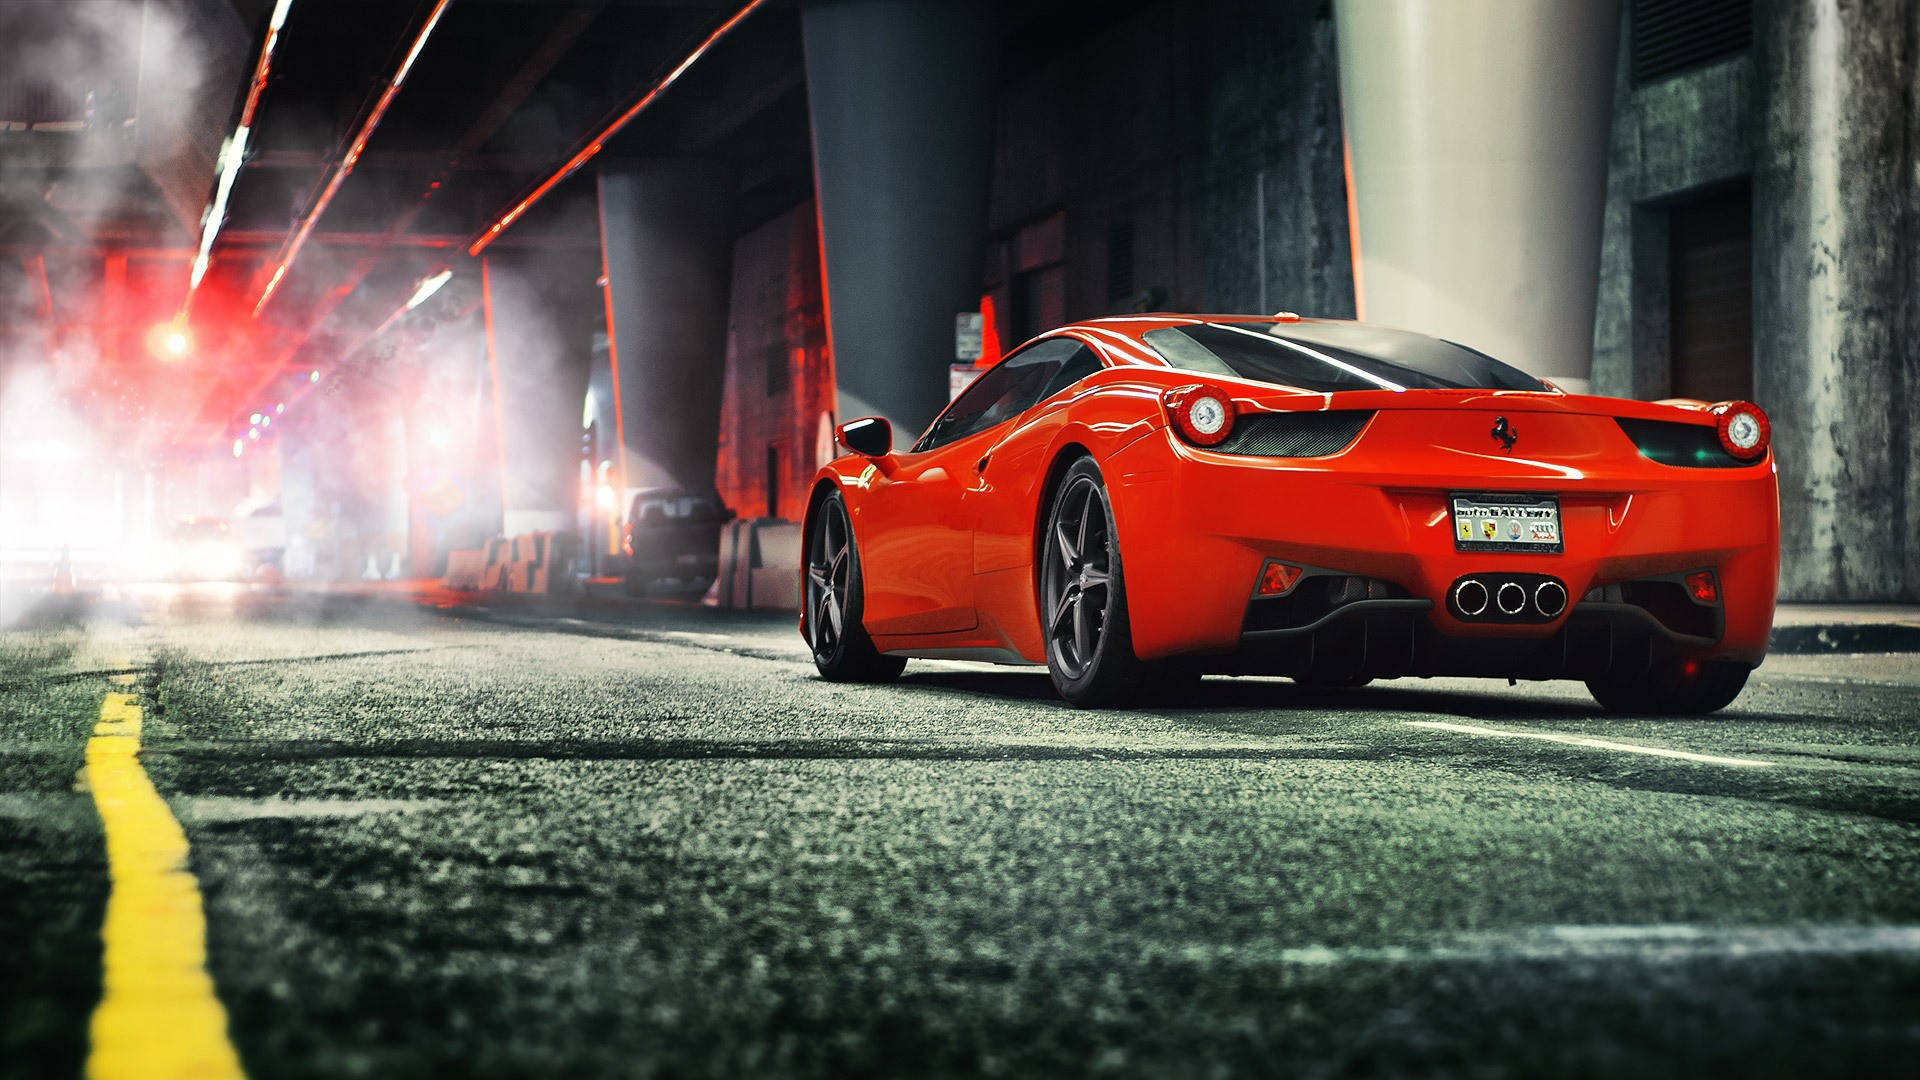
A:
1294,674,1374,689
1142,658,1207,702
805,493,905,683
1587,658,1750,715
1040,459,1151,707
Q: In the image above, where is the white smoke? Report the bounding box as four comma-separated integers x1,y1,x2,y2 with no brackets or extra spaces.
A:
0,0,227,593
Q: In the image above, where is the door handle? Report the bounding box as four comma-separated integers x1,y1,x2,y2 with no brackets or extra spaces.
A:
976,453,990,473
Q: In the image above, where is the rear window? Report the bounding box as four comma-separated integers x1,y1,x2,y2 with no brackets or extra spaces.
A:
1142,321,1547,393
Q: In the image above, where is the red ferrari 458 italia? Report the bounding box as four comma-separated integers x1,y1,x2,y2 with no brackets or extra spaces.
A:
800,314,1778,713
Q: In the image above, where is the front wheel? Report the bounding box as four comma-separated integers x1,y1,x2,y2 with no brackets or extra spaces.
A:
805,492,905,683
1586,658,1750,715
1040,458,1151,706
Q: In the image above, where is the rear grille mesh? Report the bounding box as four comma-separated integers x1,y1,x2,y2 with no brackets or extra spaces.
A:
1214,411,1372,457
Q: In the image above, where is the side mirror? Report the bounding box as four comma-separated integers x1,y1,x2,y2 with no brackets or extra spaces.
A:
835,417,892,457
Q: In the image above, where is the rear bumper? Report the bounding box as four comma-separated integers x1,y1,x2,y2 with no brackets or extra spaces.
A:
1105,429,1779,670
1214,595,1725,680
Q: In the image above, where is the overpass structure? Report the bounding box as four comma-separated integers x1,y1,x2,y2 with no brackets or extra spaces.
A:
0,0,1911,600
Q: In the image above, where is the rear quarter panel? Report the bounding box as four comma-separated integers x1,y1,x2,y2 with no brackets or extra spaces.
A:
967,369,1173,660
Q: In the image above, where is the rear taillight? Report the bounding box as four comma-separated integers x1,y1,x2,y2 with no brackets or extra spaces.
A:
1164,384,1236,447
1713,401,1770,461
1685,570,1719,604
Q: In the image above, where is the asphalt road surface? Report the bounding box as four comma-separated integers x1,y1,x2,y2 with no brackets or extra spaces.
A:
4,583,1918,1079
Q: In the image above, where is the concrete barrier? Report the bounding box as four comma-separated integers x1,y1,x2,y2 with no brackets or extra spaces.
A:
462,532,577,595
443,548,487,590
717,518,800,612
714,520,746,607
479,536,513,592
747,521,800,611
506,533,540,592
501,531,577,595
529,531,577,595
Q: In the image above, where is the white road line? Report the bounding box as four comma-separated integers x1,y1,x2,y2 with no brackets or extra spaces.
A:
176,797,442,823
1405,720,1774,768
1185,925,1920,967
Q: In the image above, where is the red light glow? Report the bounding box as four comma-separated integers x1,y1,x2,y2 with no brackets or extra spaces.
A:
146,322,193,360
1258,561,1304,596
1686,570,1719,604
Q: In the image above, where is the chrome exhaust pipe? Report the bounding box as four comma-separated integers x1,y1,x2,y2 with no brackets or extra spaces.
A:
1453,578,1489,616
1534,580,1568,618
1496,581,1527,616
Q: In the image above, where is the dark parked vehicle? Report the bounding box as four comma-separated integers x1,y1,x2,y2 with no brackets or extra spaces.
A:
623,488,734,597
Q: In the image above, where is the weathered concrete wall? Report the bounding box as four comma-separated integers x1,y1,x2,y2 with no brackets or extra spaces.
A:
715,200,838,524
1197,0,1354,319
1907,5,1920,605
1591,51,1755,399
1594,0,1917,601
985,0,1354,325
1754,0,1917,600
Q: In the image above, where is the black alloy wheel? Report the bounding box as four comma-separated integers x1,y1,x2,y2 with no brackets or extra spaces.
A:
1040,458,1151,706
805,492,905,682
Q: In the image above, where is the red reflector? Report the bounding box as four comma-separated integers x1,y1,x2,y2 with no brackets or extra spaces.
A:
1686,570,1718,604
1259,561,1303,596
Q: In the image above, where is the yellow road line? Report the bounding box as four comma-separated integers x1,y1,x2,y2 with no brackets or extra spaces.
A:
85,691,247,1080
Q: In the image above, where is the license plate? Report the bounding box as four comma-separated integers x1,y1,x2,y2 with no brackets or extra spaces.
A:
1450,493,1563,554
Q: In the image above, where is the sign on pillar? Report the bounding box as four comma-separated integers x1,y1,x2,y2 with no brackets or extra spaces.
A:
951,311,984,400
954,311,983,361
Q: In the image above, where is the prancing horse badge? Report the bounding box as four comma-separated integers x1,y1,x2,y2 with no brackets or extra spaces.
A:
1490,416,1518,452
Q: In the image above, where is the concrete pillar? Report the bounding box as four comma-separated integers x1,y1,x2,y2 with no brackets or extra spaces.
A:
1754,0,1918,601
802,0,999,445
597,161,735,493
481,252,598,536
1334,0,1620,392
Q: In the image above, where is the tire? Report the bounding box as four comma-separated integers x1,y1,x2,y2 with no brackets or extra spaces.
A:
1586,658,1750,715
1142,658,1207,702
1294,674,1374,689
1039,458,1152,706
805,492,906,683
